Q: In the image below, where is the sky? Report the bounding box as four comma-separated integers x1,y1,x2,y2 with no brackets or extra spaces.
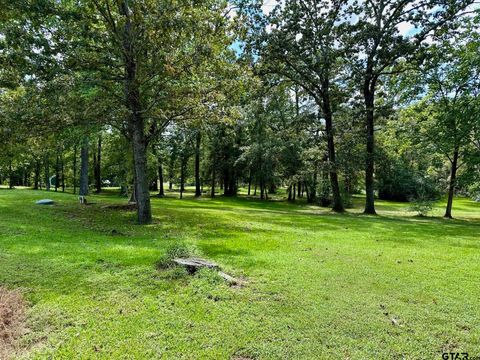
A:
259,0,479,37
230,0,479,54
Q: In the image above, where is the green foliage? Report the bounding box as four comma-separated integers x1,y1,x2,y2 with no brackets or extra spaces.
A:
376,157,438,202
408,197,434,217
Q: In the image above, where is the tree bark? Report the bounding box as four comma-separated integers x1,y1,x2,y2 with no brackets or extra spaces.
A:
44,152,50,191
34,160,40,190
210,148,217,198
8,160,13,189
79,136,89,197
195,130,201,197
158,162,165,197
95,136,102,193
55,150,60,192
168,154,174,191
73,144,77,194
321,92,344,212
61,148,65,192
363,79,377,215
210,160,216,198
122,1,152,224
260,179,265,200
131,120,152,223
444,148,459,219
180,156,186,199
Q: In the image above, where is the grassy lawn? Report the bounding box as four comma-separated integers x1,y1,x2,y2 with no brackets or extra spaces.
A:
0,188,479,359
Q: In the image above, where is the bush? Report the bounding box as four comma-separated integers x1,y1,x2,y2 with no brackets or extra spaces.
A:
408,197,434,217
377,158,438,202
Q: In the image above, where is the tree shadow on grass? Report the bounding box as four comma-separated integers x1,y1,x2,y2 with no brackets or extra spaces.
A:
1,190,479,301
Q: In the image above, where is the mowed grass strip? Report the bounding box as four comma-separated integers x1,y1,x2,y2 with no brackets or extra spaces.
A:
0,188,479,359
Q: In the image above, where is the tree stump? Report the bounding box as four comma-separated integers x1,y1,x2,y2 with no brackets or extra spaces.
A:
173,257,243,285
173,258,218,273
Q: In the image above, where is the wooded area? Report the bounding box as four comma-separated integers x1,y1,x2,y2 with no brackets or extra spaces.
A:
1,1,479,222
1,1,480,358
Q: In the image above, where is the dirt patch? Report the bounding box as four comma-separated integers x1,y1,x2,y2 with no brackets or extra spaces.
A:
0,287,27,359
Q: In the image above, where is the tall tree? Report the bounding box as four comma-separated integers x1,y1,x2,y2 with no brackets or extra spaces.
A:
94,135,102,194
403,32,480,218
248,0,347,211
343,0,473,214
79,136,89,201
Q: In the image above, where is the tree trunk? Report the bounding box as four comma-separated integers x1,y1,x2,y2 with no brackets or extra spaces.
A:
95,136,102,193
444,148,459,219
363,81,376,215
195,130,201,197
8,160,13,189
288,184,292,201
210,159,216,198
131,121,152,223
180,157,186,199
55,150,60,192
122,1,152,224
79,136,89,197
44,152,50,191
169,154,174,191
34,160,40,190
61,148,65,192
158,162,165,197
322,96,344,212
73,144,77,194
260,179,265,200
307,168,318,204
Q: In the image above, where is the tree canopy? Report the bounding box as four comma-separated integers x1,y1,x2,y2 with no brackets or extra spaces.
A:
1,0,479,220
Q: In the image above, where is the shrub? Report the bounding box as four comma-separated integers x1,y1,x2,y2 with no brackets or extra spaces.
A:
377,158,438,202
408,197,434,217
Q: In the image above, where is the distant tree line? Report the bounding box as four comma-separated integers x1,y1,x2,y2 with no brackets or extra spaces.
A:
0,0,479,221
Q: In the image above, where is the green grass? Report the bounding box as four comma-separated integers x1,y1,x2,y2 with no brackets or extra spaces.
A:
0,188,479,359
